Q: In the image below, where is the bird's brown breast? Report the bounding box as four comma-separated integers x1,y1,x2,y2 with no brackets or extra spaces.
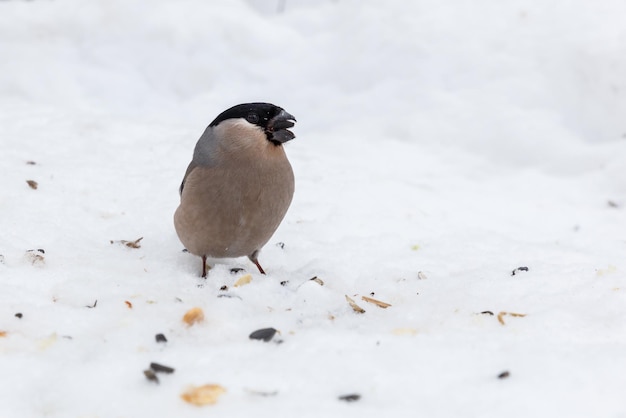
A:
174,146,294,259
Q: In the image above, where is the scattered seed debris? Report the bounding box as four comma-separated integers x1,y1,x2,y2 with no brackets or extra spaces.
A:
219,285,228,291
26,160,36,165
280,280,289,286
596,265,617,276
144,369,159,384
0,254,4,264
25,249,45,265
143,363,174,384
276,242,285,249
38,333,58,350
511,266,529,276
392,328,418,336
217,294,243,300
85,300,98,309
361,295,391,309
480,311,494,316
249,328,278,342
498,370,510,379
155,333,167,343
417,271,428,280
15,313,23,319
124,300,133,309
181,384,226,406
110,237,143,249
26,179,38,189
245,388,279,397
230,267,244,274
607,200,619,208
345,295,365,314
338,394,361,402
150,362,175,374
182,248,189,253
234,274,252,287
183,307,204,326
497,311,526,325
310,276,324,286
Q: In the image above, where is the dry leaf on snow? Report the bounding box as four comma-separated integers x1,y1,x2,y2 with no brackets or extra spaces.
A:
183,307,204,326
392,328,418,336
361,295,391,309
497,311,526,325
234,274,252,287
181,384,226,406
345,295,365,313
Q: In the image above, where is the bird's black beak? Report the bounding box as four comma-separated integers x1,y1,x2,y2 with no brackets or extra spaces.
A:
268,109,297,144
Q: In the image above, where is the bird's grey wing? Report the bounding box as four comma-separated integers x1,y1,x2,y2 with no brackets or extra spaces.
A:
180,125,221,195
179,160,199,195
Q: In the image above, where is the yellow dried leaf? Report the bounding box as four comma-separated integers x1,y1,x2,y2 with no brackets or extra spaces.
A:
181,384,226,406
183,307,205,326
0,331,7,338
38,333,58,350
596,265,617,276
497,311,527,325
361,295,391,309
392,328,418,336
234,274,252,287
345,295,365,314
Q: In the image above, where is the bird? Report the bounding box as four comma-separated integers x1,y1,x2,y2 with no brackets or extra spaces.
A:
174,102,297,277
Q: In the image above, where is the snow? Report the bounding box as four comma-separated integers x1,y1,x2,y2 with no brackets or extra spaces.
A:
1,0,625,416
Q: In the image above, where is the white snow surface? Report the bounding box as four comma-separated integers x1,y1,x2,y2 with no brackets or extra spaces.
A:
1,0,626,417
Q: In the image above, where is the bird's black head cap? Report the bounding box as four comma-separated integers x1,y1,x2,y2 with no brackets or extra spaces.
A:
210,102,296,145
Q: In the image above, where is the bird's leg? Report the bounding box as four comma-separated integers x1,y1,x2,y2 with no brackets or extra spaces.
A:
201,255,208,278
252,259,266,275
248,251,266,275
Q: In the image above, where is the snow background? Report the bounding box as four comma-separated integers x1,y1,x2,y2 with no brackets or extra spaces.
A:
1,0,625,416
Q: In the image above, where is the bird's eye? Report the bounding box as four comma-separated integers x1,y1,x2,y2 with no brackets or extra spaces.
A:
246,112,259,124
